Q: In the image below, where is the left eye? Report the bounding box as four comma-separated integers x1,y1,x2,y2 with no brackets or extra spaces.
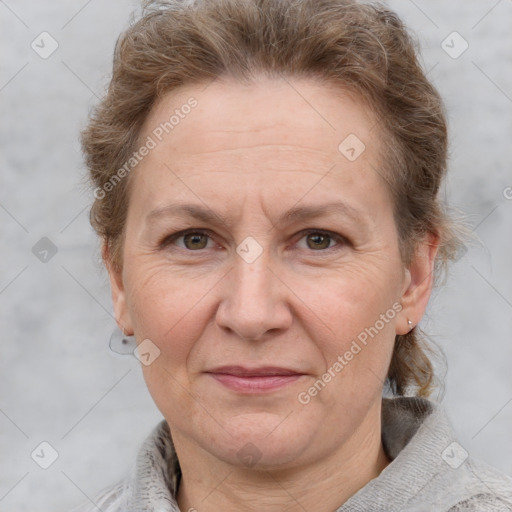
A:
296,231,343,251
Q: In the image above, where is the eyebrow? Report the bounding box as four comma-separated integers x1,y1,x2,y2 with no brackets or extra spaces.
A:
278,202,365,226
146,201,367,228
146,203,226,225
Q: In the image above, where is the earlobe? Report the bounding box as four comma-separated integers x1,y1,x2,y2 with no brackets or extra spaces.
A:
103,242,134,336
396,234,440,335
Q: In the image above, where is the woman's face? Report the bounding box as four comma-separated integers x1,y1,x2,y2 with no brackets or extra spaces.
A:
109,77,430,469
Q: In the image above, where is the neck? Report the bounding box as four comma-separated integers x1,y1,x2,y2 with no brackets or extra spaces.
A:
174,402,390,511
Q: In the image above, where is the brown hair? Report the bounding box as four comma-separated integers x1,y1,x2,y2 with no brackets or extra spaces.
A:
82,0,464,397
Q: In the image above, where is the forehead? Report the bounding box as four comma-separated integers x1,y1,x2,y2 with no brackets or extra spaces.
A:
131,77,389,218
141,76,379,161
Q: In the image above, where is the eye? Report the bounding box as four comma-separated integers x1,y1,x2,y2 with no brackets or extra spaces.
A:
296,230,347,251
160,228,348,253
161,229,214,251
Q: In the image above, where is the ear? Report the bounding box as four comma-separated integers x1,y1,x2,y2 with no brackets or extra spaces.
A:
103,241,134,336
396,233,440,335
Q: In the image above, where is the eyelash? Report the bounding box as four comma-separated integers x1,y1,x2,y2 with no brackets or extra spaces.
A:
159,228,349,254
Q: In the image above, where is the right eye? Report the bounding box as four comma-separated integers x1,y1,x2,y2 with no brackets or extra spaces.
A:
160,229,215,251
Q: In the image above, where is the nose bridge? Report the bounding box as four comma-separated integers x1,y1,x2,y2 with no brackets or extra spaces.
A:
235,249,273,306
216,246,291,340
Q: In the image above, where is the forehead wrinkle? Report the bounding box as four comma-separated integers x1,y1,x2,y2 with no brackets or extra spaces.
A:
171,168,335,180
174,144,334,159
164,150,339,179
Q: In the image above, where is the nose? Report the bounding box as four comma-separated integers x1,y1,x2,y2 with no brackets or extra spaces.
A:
215,250,293,341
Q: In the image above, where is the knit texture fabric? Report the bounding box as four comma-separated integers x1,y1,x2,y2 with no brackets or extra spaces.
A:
70,397,512,511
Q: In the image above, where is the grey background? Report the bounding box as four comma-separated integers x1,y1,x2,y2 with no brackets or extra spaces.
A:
1,1,511,511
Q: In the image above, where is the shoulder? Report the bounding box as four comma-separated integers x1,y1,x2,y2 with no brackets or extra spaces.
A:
448,457,512,511
449,494,512,511
379,397,512,511
67,419,175,512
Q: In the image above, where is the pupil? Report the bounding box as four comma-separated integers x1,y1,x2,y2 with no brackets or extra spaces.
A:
308,233,329,250
185,233,207,249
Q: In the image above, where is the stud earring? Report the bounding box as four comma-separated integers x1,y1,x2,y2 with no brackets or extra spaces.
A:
407,319,413,330
109,326,137,355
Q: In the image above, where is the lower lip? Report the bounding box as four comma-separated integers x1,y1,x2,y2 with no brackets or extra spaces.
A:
208,373,303,393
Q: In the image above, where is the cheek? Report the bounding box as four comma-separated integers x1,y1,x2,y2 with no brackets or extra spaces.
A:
299,260,401,383
126,263,216,372
304,259,401,332
125,264,220,422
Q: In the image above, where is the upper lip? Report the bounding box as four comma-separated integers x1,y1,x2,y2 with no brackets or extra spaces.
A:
206,366,304,377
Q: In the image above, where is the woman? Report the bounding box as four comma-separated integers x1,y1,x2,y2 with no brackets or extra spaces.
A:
74,0,512,510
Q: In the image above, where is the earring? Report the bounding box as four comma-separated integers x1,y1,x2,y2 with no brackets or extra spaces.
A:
407,319,413,330
109,326,137,355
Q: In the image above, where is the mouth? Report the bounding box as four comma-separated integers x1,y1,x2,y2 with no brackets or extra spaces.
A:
205,366,305,393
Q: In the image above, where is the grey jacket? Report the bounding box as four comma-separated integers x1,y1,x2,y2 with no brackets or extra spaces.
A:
71,397,512,511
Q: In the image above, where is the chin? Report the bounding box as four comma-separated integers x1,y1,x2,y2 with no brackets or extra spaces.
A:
199,411,318,470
